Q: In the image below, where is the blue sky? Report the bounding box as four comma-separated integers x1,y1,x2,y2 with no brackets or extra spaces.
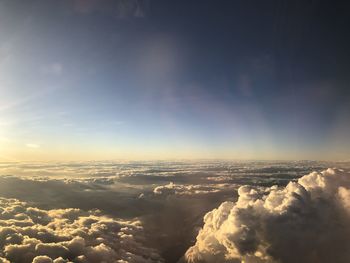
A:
0,0,350,161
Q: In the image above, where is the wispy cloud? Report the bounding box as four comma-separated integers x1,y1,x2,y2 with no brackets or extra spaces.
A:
0,86,58,112
26,143,40,148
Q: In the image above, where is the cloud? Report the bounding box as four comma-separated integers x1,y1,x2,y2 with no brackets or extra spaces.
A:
153,182,237,196
25,144,40,149
184,168,350,263
0,197,163,263
32,256,56,263
0,161,342,262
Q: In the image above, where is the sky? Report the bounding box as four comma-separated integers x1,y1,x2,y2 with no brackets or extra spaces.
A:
0,0,350,161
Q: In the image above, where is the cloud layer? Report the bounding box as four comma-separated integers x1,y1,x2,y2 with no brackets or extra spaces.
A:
153,182,236,196
0,161,346,262
0,198,163,263
185,168,350,263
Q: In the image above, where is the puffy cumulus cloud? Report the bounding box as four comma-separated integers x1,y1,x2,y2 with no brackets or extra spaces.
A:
0,198,163,263
184,168,350,263
32,256,55,263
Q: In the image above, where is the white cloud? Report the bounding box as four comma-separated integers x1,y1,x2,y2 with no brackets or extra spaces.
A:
1,161,348,262
185,168,350,263
0,198,163,263
32,256,54,263
25,143,40,149
153,182,236,196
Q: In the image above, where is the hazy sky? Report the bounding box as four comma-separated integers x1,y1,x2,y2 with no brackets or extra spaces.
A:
0,0,349,161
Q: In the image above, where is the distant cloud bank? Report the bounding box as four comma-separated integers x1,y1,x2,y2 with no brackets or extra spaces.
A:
185,168,350,263
153,182,236,196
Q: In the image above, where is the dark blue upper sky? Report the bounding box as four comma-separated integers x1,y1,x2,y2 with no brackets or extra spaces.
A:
1,0,349,161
